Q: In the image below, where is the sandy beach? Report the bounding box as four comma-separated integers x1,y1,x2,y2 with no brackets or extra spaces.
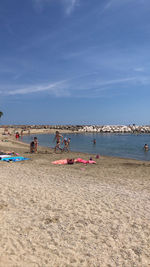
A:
0,128,150,267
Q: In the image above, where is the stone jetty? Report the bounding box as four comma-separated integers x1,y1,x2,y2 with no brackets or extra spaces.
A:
2,124,150,133
78,125,150,133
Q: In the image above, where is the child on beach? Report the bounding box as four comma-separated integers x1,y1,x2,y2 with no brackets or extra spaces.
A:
15,132,20,139
34,137,38,153
54,131,63,152
30,141,35,153
62,137,71,152
30,137,38,153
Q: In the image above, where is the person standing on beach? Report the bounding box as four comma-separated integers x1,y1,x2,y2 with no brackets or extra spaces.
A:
62,137,71,152
30,141,35,153
15,132,20,140
30,137,38,153
28,128,30,135
34,137,38,153
54,131,63,152
20,130,24,139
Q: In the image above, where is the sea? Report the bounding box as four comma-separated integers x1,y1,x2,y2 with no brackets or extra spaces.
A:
22,133,150,161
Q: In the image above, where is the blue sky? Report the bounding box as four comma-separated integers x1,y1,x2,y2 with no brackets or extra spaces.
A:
0,0,150,125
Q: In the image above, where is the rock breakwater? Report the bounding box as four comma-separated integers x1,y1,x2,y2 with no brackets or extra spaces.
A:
2,124,150,133
78,125,150,133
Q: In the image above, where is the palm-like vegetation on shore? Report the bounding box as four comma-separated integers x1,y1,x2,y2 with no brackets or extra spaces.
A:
0,111,3,121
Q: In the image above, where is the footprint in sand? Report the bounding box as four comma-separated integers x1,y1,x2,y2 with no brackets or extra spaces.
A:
44,217,59,224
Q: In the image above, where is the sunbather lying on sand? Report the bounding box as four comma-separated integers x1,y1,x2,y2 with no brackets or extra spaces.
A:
0,150,19,156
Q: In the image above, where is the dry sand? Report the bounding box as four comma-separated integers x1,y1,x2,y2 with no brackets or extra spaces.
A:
0,129,150,267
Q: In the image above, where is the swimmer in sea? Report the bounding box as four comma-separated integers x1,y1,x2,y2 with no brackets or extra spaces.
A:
93,139,96,145
144,144,149,151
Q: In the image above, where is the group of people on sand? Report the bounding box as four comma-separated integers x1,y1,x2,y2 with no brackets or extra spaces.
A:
54,131,70,152
30,137,38,153
15,129,30,140
15,130,24,139
29,131,71,153
28,131,149,154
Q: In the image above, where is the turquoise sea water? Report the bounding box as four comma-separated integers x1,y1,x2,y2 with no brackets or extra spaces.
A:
22,133,150,161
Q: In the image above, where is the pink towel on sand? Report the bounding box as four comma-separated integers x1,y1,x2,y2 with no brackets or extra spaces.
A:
52,158,96,165
75,158,96,164
52,159,68,165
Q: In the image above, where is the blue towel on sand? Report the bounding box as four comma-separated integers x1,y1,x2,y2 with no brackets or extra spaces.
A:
0,156,29,162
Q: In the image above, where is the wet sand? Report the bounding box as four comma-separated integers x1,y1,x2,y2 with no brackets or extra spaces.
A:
0,129,150,267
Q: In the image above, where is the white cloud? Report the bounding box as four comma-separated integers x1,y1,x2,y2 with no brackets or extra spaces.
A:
103,0,134,11
32,0,79,14
63,0,79,15
32,0,47,12
134,67,144,72
96,77,137,86
103,0,113,10
0,80,67,96
0,75,149,99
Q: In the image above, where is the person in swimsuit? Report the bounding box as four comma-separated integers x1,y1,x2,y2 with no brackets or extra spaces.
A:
62,137,71,152
144,144,149,151
30,137,38,153
93,139,96,145
54,131,63,152
20,130,24,139
34,137,38,153
30,141,35,153
15,132,20,139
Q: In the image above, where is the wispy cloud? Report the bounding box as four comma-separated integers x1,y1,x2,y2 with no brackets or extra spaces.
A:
103,0,133,12
103,0,113,10
134,67,144,72
95,77,138,87
0,80,67,96
32,0,51,12
32,0,79,14
0,75,149,98
63,0,79,15
68,76,138,95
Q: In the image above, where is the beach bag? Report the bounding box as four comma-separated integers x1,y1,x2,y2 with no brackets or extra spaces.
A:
67,159,74,164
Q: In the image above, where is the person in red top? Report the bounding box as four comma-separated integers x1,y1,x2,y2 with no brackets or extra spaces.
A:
15,132,20,139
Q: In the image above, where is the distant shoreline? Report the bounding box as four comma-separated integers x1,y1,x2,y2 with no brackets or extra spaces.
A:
21,131,150,162
0,126,149,163
1,124,150,134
